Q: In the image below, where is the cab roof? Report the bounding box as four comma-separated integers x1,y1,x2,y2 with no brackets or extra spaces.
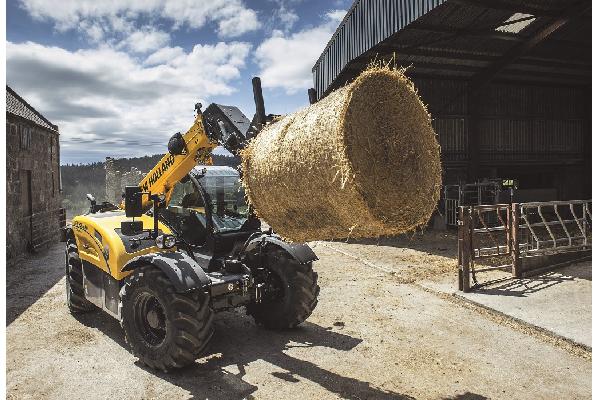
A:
192,165,239,178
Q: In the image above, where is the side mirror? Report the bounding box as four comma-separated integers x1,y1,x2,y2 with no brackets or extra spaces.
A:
168,132,186,155
121,220,143,236
86,193,98,213
124,186,143,218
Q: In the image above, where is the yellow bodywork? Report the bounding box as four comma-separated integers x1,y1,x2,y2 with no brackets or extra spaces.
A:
72,212,174,281
72,112,218,281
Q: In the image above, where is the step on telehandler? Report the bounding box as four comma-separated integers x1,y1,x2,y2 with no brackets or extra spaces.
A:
62,78,320,371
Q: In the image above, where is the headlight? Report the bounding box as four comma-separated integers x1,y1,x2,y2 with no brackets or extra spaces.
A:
155,234,176,249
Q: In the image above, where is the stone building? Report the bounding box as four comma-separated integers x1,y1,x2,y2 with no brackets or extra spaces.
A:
6,86,64,260
105,157,146,205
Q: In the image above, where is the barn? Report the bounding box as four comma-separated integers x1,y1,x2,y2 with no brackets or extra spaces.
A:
311,0,591,223
6,86,65,260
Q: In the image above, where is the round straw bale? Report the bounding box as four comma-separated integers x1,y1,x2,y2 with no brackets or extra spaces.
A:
240,67,441,242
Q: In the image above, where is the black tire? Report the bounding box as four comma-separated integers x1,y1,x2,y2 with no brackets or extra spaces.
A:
65,238,96,313
119,265,214,371
247,248,319,329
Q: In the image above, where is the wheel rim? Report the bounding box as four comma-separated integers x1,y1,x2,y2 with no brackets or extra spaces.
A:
263,269,286,302
133,292,167,347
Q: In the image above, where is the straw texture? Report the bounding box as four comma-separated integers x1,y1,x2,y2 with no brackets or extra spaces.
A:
240,66,441,242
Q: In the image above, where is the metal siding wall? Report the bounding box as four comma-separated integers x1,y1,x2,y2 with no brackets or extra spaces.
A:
478,83,586,162
413,77,468,162
478,84,586,119
313,0,447,97
478,119,584,160
410,78,586,166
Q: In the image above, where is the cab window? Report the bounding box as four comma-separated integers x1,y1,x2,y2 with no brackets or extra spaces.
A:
168,179,205,213
161,178,208,246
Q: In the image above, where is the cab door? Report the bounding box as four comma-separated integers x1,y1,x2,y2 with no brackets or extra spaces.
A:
159,177,209,246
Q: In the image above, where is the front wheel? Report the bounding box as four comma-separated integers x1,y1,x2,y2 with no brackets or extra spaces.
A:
65,238,96,314
119,265,214,371
247,248,320,329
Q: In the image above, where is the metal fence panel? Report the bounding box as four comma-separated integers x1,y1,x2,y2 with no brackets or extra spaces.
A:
458,199,591,291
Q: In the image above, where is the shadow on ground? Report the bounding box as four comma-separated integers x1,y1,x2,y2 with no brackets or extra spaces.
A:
443,393,488,400
76,309,419,399
7,243,65,325
473,262,591,297
333,230,458,259
12,244,491,399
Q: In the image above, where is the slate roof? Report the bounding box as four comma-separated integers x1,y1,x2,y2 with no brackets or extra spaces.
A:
6,86,58,132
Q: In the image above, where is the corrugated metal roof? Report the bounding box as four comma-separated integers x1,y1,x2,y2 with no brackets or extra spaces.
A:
312,0,446,98
6,86,58,132
313,0,591,99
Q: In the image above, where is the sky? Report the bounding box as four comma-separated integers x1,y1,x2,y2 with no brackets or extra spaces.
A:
6,0,352,164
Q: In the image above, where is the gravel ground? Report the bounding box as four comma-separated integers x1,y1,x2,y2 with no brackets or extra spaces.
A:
7,235,591,399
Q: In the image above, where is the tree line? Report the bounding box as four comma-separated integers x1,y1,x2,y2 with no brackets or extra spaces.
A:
61,154,240,218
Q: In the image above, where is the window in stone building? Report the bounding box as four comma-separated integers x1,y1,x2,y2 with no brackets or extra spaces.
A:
19,125,31,150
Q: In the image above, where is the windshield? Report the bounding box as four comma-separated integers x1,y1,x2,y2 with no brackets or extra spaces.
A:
199,173,248,232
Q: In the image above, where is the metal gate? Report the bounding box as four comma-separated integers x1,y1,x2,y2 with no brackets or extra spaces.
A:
458,200,591,291
444,181,503,226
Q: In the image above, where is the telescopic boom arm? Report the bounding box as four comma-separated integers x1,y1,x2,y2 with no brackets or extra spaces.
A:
133,109,217,212
130,77,273,213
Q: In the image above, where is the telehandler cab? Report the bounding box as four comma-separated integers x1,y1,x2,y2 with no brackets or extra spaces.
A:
62,78,320,371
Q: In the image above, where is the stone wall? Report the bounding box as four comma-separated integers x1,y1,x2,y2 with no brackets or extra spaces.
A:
6,114,63,260
105,157,120,204
105,157,146,204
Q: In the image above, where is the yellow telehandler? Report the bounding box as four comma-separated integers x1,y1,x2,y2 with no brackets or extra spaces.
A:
62,78,319,371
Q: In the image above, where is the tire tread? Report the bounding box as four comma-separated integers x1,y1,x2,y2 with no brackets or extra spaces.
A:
119,265,214,371
247,249,319,330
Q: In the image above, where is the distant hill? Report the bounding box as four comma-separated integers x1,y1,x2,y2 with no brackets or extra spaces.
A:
61,153,240,218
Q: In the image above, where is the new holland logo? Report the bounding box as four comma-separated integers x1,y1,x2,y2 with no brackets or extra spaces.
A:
140,154,175,192
73,221,87,232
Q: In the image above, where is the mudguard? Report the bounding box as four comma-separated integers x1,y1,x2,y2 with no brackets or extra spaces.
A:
122,251,211,292
244,234,318,265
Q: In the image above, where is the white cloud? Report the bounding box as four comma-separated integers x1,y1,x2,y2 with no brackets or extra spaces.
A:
6,40,251,162
325,9,347,22
277,9,299,31
120,28,170,53
18,0,260,39
144,46,186,66
272,0,299,31
217,8,261,38
79,21,105,43
255,10,346,94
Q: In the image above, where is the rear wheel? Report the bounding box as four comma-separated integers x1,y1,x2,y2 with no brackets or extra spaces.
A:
119,265,214,371
247,249,320,329
65,238,96,313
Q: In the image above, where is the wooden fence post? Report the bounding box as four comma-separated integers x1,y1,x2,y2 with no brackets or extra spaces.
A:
511,203,522,278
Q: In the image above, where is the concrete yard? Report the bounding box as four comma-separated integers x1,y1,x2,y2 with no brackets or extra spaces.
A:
7,235,592,400
424,262,592,349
